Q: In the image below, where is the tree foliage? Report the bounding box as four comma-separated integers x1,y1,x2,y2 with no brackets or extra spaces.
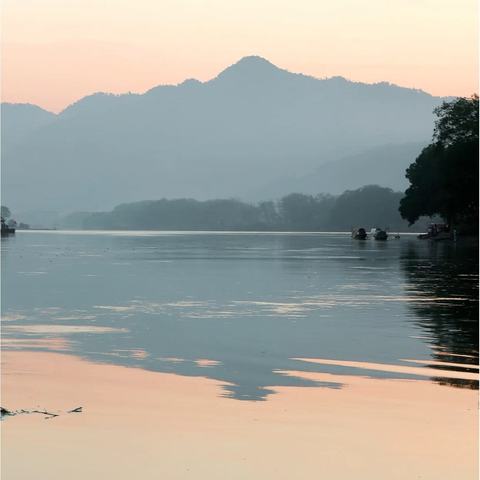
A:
330,185,404,230
279,193,335,230
1,205,11,219
63,186,415,232
400,95,479,229
433,94,479,147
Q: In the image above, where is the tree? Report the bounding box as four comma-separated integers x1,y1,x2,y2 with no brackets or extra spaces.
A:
257,201,280,228
399,95,479,230
433,94,478,146
278,193,328,230
279,194,314,229
329,185,405,230
1,206,11,219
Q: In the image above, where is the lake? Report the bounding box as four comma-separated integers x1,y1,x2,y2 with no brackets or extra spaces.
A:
1,231,478,479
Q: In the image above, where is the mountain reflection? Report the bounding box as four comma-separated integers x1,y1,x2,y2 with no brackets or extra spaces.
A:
2,232,478,400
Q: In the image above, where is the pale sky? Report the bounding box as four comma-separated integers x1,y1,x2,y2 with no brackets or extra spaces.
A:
1,0,478,113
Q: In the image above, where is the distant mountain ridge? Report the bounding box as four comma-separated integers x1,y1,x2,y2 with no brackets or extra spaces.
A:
255,142,426,199
2,56,445,214
1,103,56,144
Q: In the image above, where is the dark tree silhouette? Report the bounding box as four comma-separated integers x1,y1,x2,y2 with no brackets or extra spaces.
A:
433,94,479,146
400,95,479,230
329,185,405,230
62,188,422,232
1,205,11,219
277,193,336,230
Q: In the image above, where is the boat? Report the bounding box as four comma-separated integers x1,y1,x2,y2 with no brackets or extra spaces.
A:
370,227,388,240
418,223,451,241
1,217,15,236
352,227,367,239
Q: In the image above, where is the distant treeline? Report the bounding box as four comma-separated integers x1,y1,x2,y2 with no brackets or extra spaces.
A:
61,185,430,232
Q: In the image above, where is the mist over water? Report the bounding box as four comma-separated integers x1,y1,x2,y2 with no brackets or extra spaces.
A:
1,231,478,401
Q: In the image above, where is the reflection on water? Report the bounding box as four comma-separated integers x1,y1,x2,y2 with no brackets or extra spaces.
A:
1,231,478,400
401,240,479,388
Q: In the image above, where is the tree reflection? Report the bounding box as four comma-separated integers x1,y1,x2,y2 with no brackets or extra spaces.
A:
401,239,479,388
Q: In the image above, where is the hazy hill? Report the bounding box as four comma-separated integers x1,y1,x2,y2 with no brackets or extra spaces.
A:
255,142,426,198
1,103,55,144
61,185,418,232
2,56,444,214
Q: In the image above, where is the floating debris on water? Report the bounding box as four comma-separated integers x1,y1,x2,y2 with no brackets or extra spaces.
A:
1,406,84,420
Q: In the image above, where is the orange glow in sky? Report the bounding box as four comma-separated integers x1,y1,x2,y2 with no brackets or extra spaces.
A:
1,0,478,112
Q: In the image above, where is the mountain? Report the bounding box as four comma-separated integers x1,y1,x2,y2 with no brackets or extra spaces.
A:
254,142,426,199
1,103,56,144
2,56,445,214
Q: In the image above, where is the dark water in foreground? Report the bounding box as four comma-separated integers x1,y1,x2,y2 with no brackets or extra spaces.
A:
1,231,478,400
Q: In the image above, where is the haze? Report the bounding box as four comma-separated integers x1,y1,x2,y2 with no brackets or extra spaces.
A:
1,56,446,217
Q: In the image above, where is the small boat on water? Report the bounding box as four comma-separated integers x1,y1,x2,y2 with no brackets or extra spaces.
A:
370,227,388,240
418,223,451,241
1,217,15,236
352,227,367,240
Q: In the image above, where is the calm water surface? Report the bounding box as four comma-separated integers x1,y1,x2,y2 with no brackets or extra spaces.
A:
1,231,478,400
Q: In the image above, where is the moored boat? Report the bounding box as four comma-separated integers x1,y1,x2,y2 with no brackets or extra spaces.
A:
352,227,367,240
418,223,451,241
370,227,388,240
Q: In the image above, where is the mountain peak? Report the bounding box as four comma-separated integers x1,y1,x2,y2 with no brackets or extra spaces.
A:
179,78,202,87
212,55,285,83
234,55,277,67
